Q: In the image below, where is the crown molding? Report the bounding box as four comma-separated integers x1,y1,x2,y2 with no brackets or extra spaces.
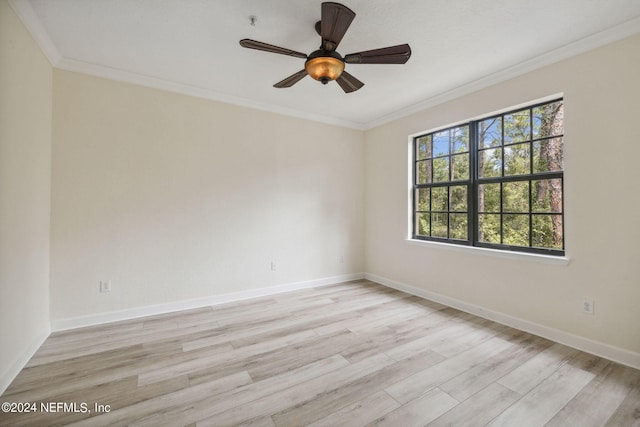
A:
363,15,640,130
55,57,367,130
8,0,61,65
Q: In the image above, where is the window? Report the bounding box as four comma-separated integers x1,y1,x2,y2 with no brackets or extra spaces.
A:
413,99,564,255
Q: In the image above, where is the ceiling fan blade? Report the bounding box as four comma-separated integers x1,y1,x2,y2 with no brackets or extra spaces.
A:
239,39,307,59
344,44,412,64
274,70,308,88
321,2,356,52
336,71,364,93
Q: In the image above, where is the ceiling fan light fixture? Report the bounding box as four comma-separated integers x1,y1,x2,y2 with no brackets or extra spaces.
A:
305,56,345,84
239,2,411,93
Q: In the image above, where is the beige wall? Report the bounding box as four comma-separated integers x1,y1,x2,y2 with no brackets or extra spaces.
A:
50,70,364,322
0,1,52,390
364,33,640,355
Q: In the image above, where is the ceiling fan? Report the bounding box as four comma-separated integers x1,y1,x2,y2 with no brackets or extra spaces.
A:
239,2,411,93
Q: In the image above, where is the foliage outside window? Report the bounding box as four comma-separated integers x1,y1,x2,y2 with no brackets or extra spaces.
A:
413,99,564,255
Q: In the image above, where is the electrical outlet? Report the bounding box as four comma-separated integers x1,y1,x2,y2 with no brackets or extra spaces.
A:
100,280,112,293
270,261,276,271
338,255,344,264
582,299,594,315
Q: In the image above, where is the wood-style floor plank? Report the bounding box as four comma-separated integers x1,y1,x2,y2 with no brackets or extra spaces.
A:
385,336,514,404
427,383,521,427
438,333,551,402
497,342,579,394
1,279,638,427
487,362,595,426
306,391,400,427
270,349,444,426
367,388,458,426
545,358,639,427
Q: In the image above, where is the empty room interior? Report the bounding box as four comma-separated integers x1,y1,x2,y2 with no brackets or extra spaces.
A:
2,0,640,425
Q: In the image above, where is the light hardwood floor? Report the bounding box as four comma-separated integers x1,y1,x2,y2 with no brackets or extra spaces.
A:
1,280,639,426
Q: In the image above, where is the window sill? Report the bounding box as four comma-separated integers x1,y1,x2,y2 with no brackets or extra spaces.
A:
406,238,570,265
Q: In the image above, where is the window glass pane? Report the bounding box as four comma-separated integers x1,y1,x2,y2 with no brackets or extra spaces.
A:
533,138,563,173
478,183,500,213
504,143,530,176
478,148,502,178
432,157,450,182
452,126,469,153
416,213,430,236
532,179,562,213
450,213,468,240
431,213,448,238
532,214,563,249
416,188,430,211
533,101,563,139
478,214,500,243
479,117,502,148
504,109,531,143
416,135,432,160
416,160,431,184
451,153,469,181
503,181,530,213
431,187,448,211
433,131,450,157
450,186,467,212
503,214,529,246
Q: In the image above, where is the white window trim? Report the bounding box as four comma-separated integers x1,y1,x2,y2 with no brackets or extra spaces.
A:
406,237,570,265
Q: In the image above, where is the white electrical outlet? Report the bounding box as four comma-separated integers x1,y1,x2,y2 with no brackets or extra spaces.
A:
100,280,112,293
338,255,344,264
270,261,276,271
582,299,594,315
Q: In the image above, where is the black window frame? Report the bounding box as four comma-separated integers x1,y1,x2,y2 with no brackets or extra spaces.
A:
412,98,565,256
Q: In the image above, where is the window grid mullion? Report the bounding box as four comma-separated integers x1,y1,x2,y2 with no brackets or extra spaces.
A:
499,182,504,245
501,113,505,178
469,121,478,245
529,179,533,248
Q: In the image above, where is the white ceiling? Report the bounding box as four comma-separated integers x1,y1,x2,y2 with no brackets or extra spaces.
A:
11,0,640,129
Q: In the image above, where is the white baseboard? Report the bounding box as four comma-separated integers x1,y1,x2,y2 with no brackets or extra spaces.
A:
0,326,50,396
51,273,365,332
365,273,640,370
